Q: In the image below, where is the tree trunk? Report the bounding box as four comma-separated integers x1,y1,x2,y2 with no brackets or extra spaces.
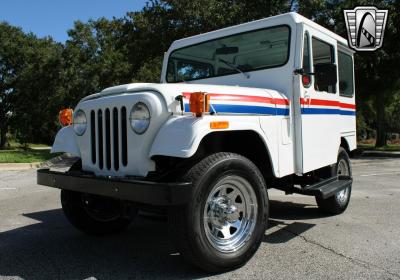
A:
0,125,8,150
375,90,387,147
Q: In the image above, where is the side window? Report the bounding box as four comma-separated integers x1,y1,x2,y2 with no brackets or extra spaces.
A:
312,37,336,93
338,51,354,97
302,32,311,87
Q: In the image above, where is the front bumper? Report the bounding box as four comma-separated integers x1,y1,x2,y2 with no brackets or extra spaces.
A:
37,168,193,206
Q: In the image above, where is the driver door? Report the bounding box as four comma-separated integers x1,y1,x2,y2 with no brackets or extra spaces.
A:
300,27,340,173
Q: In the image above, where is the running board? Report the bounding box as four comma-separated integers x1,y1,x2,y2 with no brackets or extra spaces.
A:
295,175,352,199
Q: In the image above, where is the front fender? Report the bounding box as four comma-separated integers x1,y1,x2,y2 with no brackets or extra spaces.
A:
149,116,205,158
51,126,80,157
149,115,277,175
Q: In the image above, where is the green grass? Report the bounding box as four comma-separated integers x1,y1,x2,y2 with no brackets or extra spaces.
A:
4,140,50,150
28,143,51,148
0,149,55,163
357,143,400,152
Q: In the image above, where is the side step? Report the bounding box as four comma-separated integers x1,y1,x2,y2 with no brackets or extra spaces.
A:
295,175,352,199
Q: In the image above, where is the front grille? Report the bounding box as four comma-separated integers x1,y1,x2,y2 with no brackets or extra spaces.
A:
90,106,128,171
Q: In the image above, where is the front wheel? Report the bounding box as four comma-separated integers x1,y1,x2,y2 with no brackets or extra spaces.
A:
316,147,352,215
169,153,269,272
61,190,136,235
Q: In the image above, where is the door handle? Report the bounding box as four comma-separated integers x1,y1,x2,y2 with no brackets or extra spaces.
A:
303,94,311,107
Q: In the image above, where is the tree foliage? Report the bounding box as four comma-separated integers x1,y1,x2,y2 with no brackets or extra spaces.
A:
0,23,26,148
0,0,399,148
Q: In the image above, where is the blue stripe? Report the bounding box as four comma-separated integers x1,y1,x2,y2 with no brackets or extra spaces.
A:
301,108,356,116
339,110,356,116
276,108,290,116
183,104,354,116
184,103,289,116
301,108,340,115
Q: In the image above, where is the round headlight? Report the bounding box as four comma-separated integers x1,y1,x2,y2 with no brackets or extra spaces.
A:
73,110,87,136
130,102,150,134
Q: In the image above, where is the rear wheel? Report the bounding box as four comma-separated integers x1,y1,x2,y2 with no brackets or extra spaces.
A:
316,147,352,214
61,190,136,235
169,152,269,272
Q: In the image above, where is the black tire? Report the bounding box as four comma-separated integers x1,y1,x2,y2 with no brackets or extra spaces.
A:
168,152,269,272
316,147,352,215
61,190,136,235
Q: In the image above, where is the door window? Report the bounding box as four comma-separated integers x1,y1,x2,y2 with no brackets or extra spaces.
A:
302,32,311,87
312,37,336,93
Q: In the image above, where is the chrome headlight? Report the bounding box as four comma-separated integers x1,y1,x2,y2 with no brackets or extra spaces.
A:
130,102,150,134
73,110,87,136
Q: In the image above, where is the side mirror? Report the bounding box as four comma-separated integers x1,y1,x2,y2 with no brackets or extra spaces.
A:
314,63,337,88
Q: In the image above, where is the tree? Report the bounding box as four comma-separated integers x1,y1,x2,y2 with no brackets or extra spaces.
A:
11,35,65,145
0,23,28,148
386,90,400,134
133,56,163,82
0,22,66,147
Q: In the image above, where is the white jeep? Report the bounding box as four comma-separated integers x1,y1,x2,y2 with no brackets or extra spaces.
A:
38,12,356,272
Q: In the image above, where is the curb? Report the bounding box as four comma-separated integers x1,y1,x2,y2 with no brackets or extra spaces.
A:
360,151,400,158
0,155,75,171
0,162,42,171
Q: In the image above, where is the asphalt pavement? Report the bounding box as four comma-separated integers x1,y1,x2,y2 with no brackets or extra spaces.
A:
0,158,399,279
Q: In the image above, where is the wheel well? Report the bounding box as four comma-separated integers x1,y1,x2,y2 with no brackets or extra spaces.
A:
340,137,350,154
197,131,275,179
151,131,275,181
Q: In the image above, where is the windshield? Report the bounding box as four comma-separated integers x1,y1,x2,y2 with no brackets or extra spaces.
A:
166,25,290,83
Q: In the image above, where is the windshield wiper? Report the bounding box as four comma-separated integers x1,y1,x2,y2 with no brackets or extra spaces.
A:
218,58,250,79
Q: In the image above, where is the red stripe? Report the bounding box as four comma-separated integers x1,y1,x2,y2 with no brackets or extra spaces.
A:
339,102,356,109
300,98,355,110
182,92,191,99
182,92,289,106
182,93,355,110
303,99,339,107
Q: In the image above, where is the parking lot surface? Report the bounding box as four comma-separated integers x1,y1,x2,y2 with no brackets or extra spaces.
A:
0,158,399,279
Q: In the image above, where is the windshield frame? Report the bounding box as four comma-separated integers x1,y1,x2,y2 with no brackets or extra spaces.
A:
165,24,291,83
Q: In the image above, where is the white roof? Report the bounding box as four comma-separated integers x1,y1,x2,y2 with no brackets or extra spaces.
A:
170,12,349,50
290,13,348,45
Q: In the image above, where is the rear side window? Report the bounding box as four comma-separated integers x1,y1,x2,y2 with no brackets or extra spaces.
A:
338,51,354,97
312,37,336,93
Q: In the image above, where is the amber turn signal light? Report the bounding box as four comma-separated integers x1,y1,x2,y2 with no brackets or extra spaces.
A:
59,108,73,126
189,92,210,117
210,121,229,129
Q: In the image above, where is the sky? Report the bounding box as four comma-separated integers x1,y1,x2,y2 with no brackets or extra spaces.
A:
0,0,148,42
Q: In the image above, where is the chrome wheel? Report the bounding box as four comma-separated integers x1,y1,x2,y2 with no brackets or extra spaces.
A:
203,175,258,253
336,158,350,203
